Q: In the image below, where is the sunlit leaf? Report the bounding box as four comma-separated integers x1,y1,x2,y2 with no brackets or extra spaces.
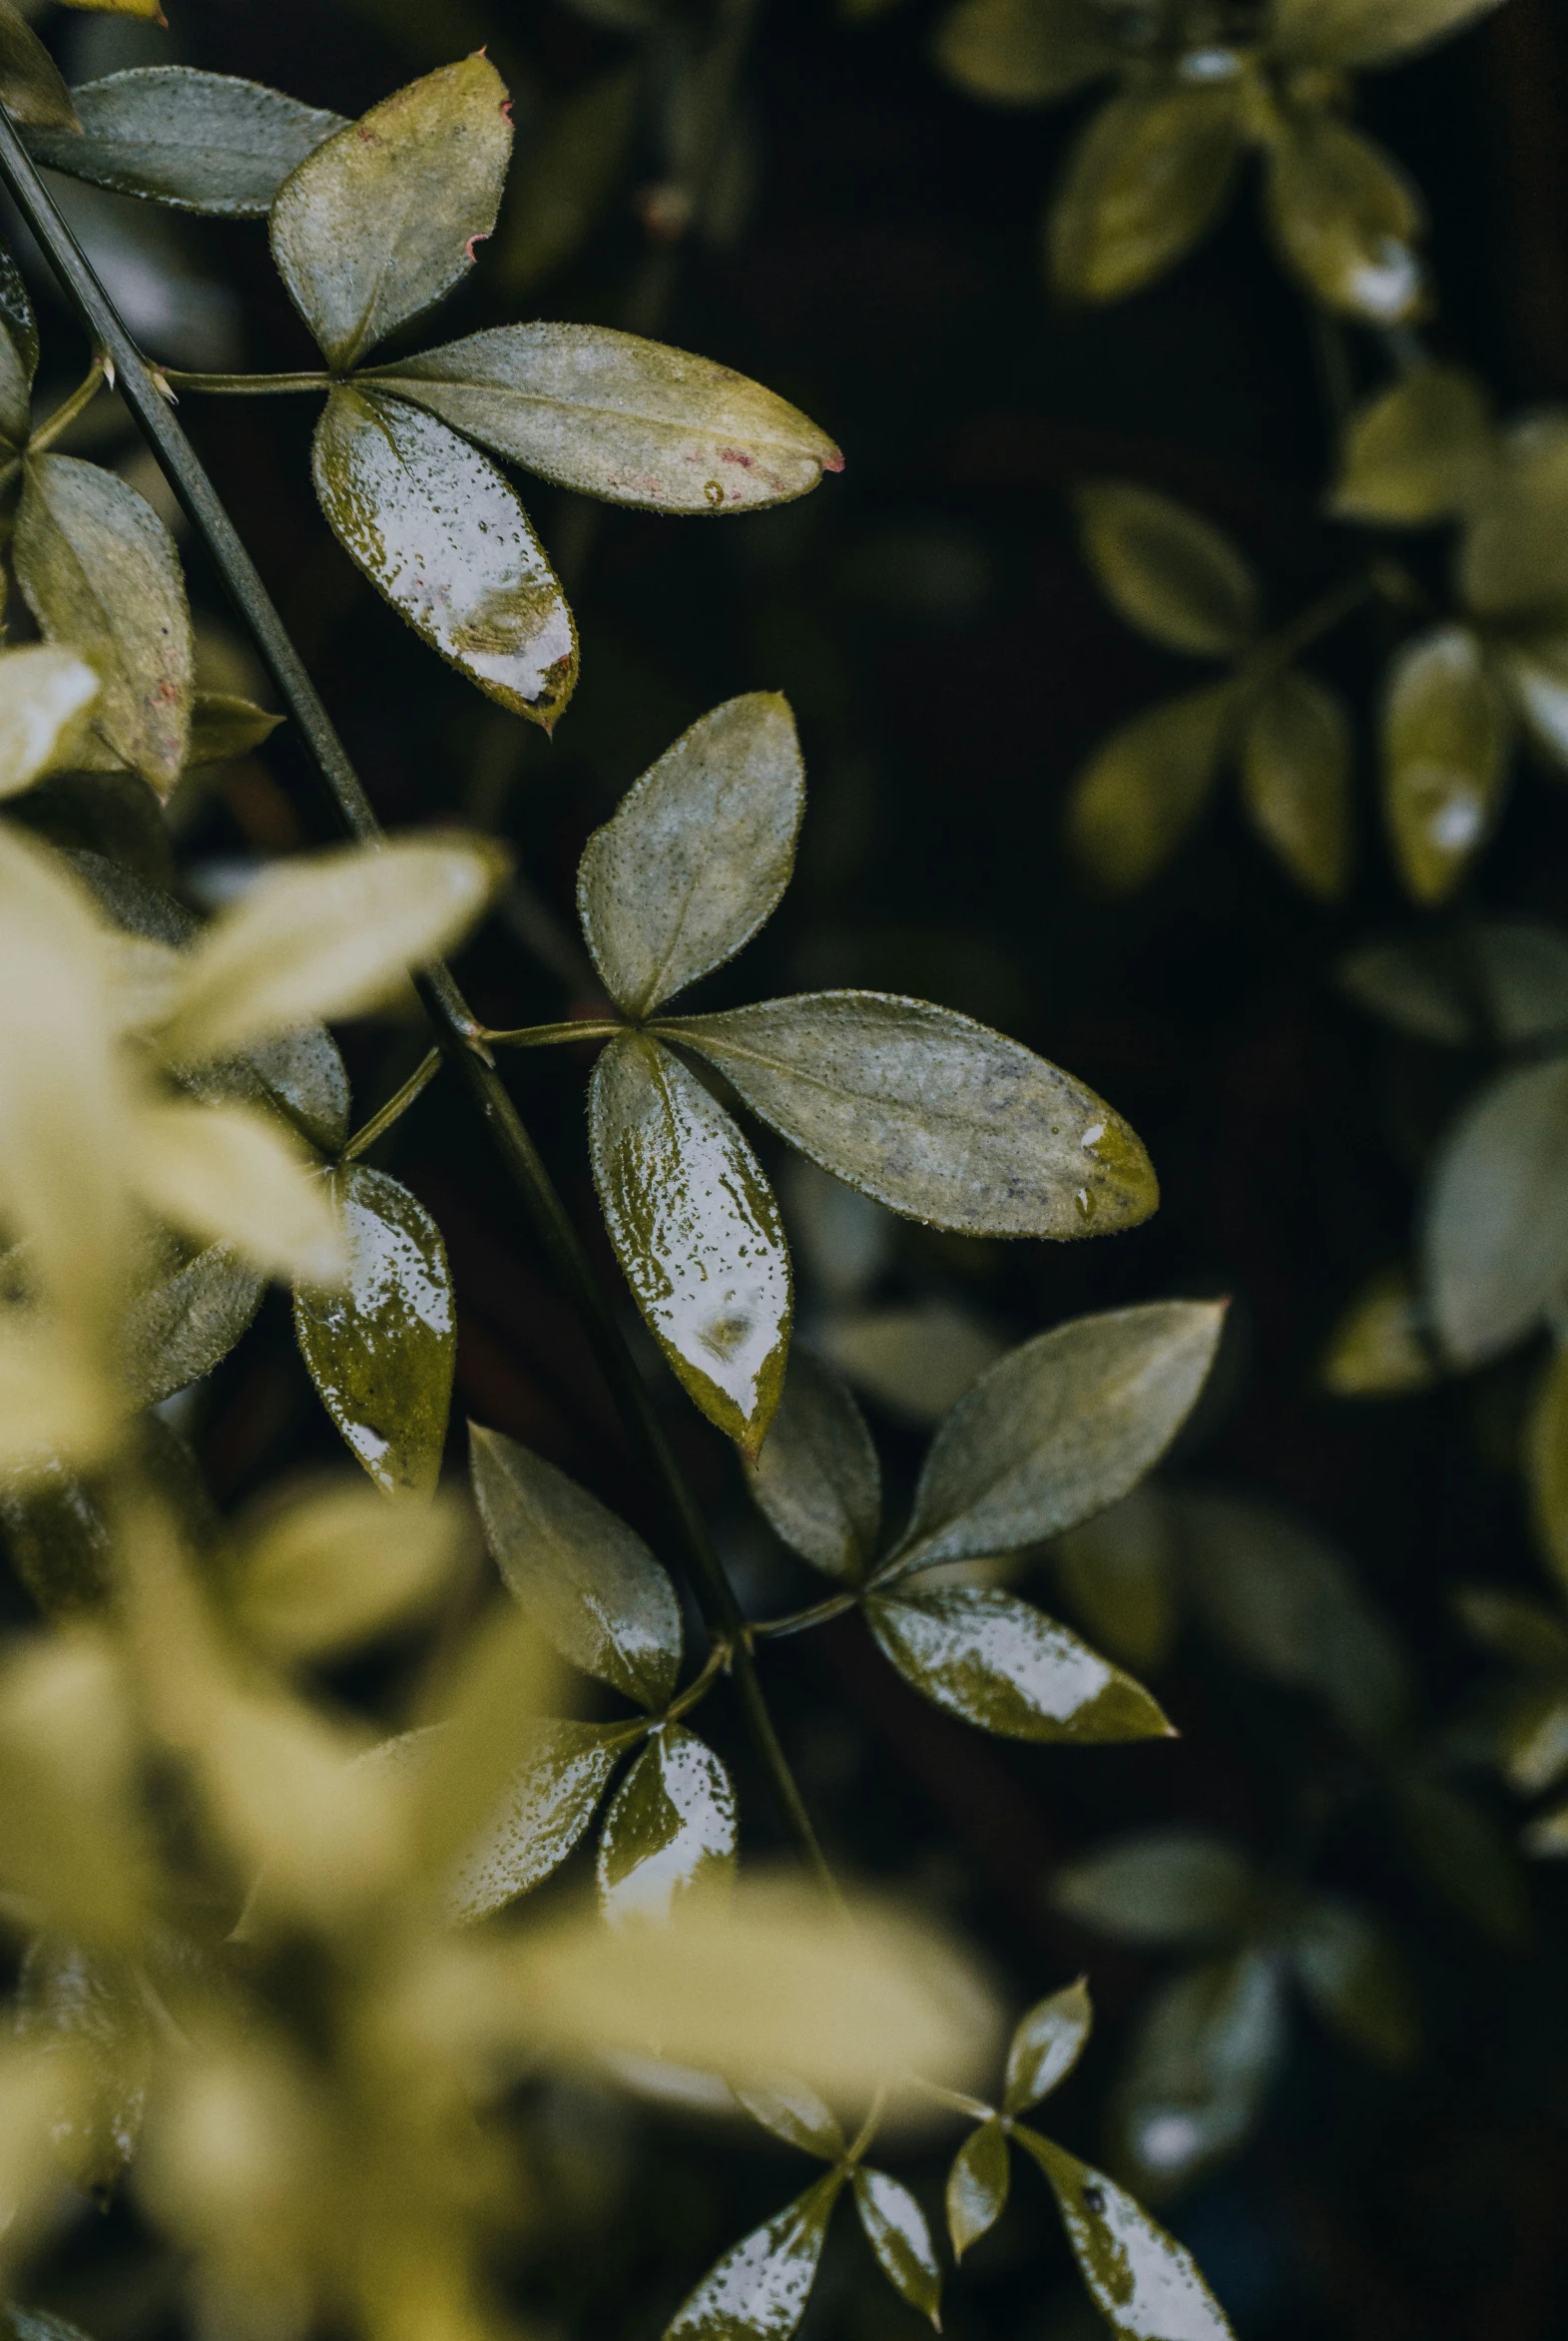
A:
1109,1953,1287,2201
1013,2126,1236,2337
1291,1898,1419,2067
121,1237,264,1409
936,0,1122,102
0,2,79,131
1053,1485,1178,1671
1320,1266,1436,1399
1053,1831,1256,1947
1332,364,1495,524
947,2119,1010,2261
1383,625,1510,904
853,2168,941,2329
129,1098,345,1287
0,647,99,801
14,1936,150,2199
665,2173,844,2341
1005,1976,1093,2112
231,1478,462,1660
597,1725,738,1924
1422,1058,1568,1367
1076,482,1258,659
1050,80,1242,303
1275,0,1506,68
731,2076,845,2159
1065,684,1234,892
446,1718,634,1920
1265,117,1425,323
1529,1346,1568,1599
1393,1775,1530,1945
27,69,346,216
1240,668,1352,900
746,1345,881,1583
866,1585,1173,1742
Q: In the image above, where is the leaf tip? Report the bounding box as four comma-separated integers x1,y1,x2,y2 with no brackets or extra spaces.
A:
824,448,845,475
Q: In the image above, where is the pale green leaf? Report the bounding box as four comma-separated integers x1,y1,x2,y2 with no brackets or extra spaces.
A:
1274,0,1506,68
1106,1953,1287,2200
1241,668,1353,900
1319,1266,1436,1399
120,1238,264,1408
1054,1485,1178,1671
866,1585,1173,1742
1053,1831,1257,1947
1005,1976,1093,2112
1331,364,1495,523
665,2172,845,2341
853,2168,941,2329
821,1302,1005,1429
745,1345,881,1583
664,994,1159,1240
1014,2125,1237,2336
1076,482,1258,659
1265,116,1425,323
0,646,99,801
589,1032,791,1455
130,1098,345,1286
731,2076,845,2160
491,66,638,294
1050,80,1242,304
1393,1775,1530,1944
468,1422,682,1709
1460,416,1568,619
13,1937,150,2199
1382,624,1510,905
946,2120,1010,2261
1066,684,1234,891
269,55,512,368
0,1,78,131
1422,1058,1568,1366
936,0,1122,102
27,69,346,216
448,1718,633,1920
578,694,803,1018
1291,1898,1419,2066
597,1724,738,1924
231,1479,462,1660
294,1165,455,1498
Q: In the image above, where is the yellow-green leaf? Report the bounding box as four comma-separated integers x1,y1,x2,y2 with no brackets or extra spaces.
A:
231,1479,462,1660
947,2120,1010,2261
1265,116,1425,323
1076,481,1258,658
1050,80,1242,304
666,2173,845,2341
1452,1585,1568,1668
1053,1485,1178,1671
1332,363,1495,523
1274,0,1506,69
448,1718,634,1921
1013,2126,1237,2336
1241,668,1353,899
1320,1265,1436,1398
187,692,282,765
1460,416,1568,619
26,69,346,216
1382,625,1510,904
0,1,79,131
853,2168,941,2329
130,1098,345,1286
1053,1830,1256,1946
1423,1058,1568,1368
1291,1898,1418,2066
1005,1976,1093,2112
597,1725,738,1923
0,238,37,451
866,1586,1173,1742
746,1344,881,1583
1066,683,1234,891
936,0,1122,102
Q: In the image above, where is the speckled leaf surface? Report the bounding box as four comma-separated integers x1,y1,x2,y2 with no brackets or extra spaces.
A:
0,238,37,451
866,1587,1173,1742
852,2169,941,2328
1014,2128,1235,2340
27,69,346,215
596,1725,738,1923
447,1718,633,1921
746,1345,881,1582
665,2172,844,2341
947,2120,1010,2261
1005,1977,1094,2112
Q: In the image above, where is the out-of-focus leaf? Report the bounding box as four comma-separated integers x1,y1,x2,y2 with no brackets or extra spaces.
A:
1110,1952,1288,2199
1013,2126,1237,2336
577,694,803,1018
1522,1797,1568,1857
186,693,282,766
130,1098,344,1286
1460,415,1568,619
14,1937,151,2198
853,2168,941,2329
668,994,1158,1239
1500,631,1568,768
269,55,512,368
1275,0,1507,68
0,647,99,801
1066,683,1234,891
1529,1346,1568,1597
1053,1831,1256,1948
0,1633,153,1952
27,70,346,216
1266,116,1424,322
1076,482,1258,659
821,1303,1005,1428
1382,626,1510,904
0,2,79,131
866,1586,1173,1743
1453,1585,1568,1668
232,1479,462,1660
1336,936,1471,1044
447,1718,634,1921
373,326,843,516
733,2075,844,2157
294,1165,455,1498
1332,364,1494,523
1497,1682,1568,1794
492,66,637,293
746,1346,881,1583
16,455,193,797
1053,1484,1178,1671
0,1462,114,1620
590,1032,791,1455
665,2172,844,2341
1290,1899,1419,2066
936,0,1122,102
121,1238,264,1408
470,1424,682,1709
1422,1058,1568,1367
1241,668,1353,900
597,1726,738,1924
313,388,577,729
1004,1977,1093,2111
946,2119,1010,2261
885,1304,1223,1578
1393,1775,1531,1945
1321,1266,1436,1398
1050,80,1241,303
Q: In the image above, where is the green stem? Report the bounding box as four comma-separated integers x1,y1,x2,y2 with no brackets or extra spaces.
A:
340,1046,442,1163
1236,569,1376,698
665,1635,732,1724
0,96,835,1898
484,1018,622,1049
751,1591,858,1642
162,370,334,395
27,355,106,453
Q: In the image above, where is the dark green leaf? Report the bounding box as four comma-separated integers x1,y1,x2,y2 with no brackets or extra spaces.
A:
866,1585,1173,1742
121,1238,264,1408
1382,625,1510,905
1050,80,1242,304
0,1461,112,1619
1066,684,1234,891
1332,364,1495,524
1053,1485,1178,1671
1275,0,1506,68
731,2076,845,2159
946,2120,1010,2261
14,1936,150,2198
745,1346,881,1583
27,70,346,216
1053,1831,1257,1948
1013,2125,1237,2337
1422,1058,1568,1367
0,2,79,132
1241,669,1353,901
1393,1776,1531,1945
853,2168,941,2329
597,1725,739,1924
1452,1584,1568,1668
665,2172,845,2341
1291,1898,1419,2066
1004,1976,1093,2111
1265,117,1425,323
936,0,1122,103
1108,1954,1288,2199
1076,482,1258,659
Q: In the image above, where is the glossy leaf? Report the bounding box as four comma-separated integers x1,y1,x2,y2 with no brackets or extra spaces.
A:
1265,117,1425,323
745,1345,881,1582
1422,1058,1568,1367
27,70,346,216
1241,669,1353,900
1332,364,1494,523
1050,81,1242,304
597,1725,739,1924
269,55,512,369
293,1165,455,1497
1320,1267,1436,1399
866,1585,1173,1742
731,2076,845,2159
121,1238,264,1408
578,694,804,1018
448,1719,632,1921
0,647,99,801
1053,1831,1256,1948
1385,625,1510,903
15,455,194,796
665,2172,844,2341
1459,416,1568,619
1076,483,1258,659
1275,0,1507,68
0,3,79,131
1066,684,1234,891
1529,1347,1568,1599
936,0,1122,102
946,2120,1010,2261
1291,1898,1419,2067
666,994,1158,1239
589,1032,791,1455
372,325,842,515
1014,2127,1236,2339
1054,1485,1178,1671
468,1423,682,1709
1005,1976,1093,2111
1109,1954,1287,2200
885,1303,1223,1578
853,2169,941,2329
313,388,576,729
13,1937,150,2198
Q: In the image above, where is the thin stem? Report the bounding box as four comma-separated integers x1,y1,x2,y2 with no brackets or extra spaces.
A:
27,355,106,453
162,370,334,395
1236,569,1376,698
0,95,834,1897
751,1591,858,1642
484,1018,622,1049
340,1046,442,1163
665,1635,732,1724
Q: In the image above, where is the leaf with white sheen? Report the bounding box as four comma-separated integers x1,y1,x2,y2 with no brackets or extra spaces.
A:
1014,2129,1235,2341
313,388,577,728
1382,625,1509,905
1066,684,1234,892
732,2076,844,2159
590,1033,791,1455
16,455,193,796
746,1345,881,1582
936,0,1122,102
27,70,346,216
0,2,79,131
1274,0,1506,68
885,1303,1223,1578
129,1100,346,1287
666,993,1158,1240
1423,1058,1568,1366
1052,1831,1256,1948
0,647,98,800
448,1719,633,1921
1005,1977,1093,2112
866,1587,1172,1743
1265,117,1424,323
370,324,842,515
579,694,803,1018
120,1239,264,1408
1051,80,1241,304
1110,1954,1287,2199
469,1423,682,1709
665,2172,844,2341
853,2168,942,2329
947,2120,1010,2260
597,1725,739,1924
1332,364,1495,524
1076,482,1258,660
269,55,511,368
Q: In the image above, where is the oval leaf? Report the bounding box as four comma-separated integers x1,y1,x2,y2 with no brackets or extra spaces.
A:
597,1724,739,1924
746,1345,881,1583
1382,625,1509,905
1066,685,1233,892
947,2119,1010,2261
1460,416,1568,619
665,2173,844,2341
853,2168,942,2329
1332,364,1494,524
1422,1058,1568,1368
121,1238,264,1409
865,1586,1173,1743
1108,1953,1288,2201
1050,80,1241,304
1076,482,1258,659
27,69,346,216
1004,1976,1093,2113
1052,1831,1256,1948
1014,2127,1236,2339
1265,116,1424,323
936,0,1122,102
449,1718,632,1921
1241,669,1353,901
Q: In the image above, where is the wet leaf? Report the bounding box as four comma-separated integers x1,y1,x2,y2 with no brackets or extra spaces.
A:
1530,1347,1568,1599
492,65,638,293
1332,364,1495,523
1266,117,1425,323
1320,1266,1436,1398
866,1586,1173,1742
1005,1976,1093,2111
1393,1776,1530,1945
731,2076,845,2159
16,455,194,796
1110,1953,1287,2200
1066,684,1234,892
469,1423,682,1708
187,693,283,766
665,2172,844,2341
1422,1058,1568,1367
853,2168,941,2329
1050,80,1242,303
1291,1898,1419,2066
312,388,576,729
1241,669,1353,900
1014,2126,1236,2337
269,55,511,368
0,2,79,131
1460,415,1568,619
27,70,346,216
1053,1831,1257,1947
14,1937,151,2198
578,694,803,1018
665,994,1158,1239
597,1725,739,1923
745,1345,881,1582
589,1032,791,1455
121,1238,264,1408
1384,626,1512,905
947,2119,1010,2260
884,1303,1224,1578
448,1718,632,1920
1054,1485,1179,1671
1076,483,1258,659
0,647,99,801
372,326,842,516
1275,0,1506,68
936,0,1122,102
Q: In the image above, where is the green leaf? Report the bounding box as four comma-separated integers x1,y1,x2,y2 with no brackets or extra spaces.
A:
14,1937,150,2199
0,237,37,452
1383,625,1510,905
745,1345,881,1583
1522,1797,1568,1857
1291,1899,1419,2067
121,1238,264,1408
1050,80,1242,304
293,1164,455,1498
591,1032,792,1454
1529,1346,1568,1599
821,1303,1006,1430
1065,684,1234,891
1053,1831,1257,1948
946,2120,1010,2261
885,1303,1224,1579
866,1585,1173,1742
1319,1266,1435,1399
664,995,1158,1240
187,693,283,766
26,69,346,216
269,54,512,369
0,1,79,131
1076,482,1258,659
1013,2126,1237,2338
1107,1954,1287,2201
1053,1485,1178,1671
1460,416,1568,619
578,694,803,1018
491,65,638,294
1274,0,1506,68
1393,1775,1531,1946
15,455,194,797
598,1725,739,1924
468,1422,682,1709
1265,117,1425,323
1240,669,1353,901
371,325,843,516
665,2172,845,2341
312,387,577,730
731,2075,845,2159
1496,1682,1568,1794
1451,1585,1568,1669
1331,364,1495,524
936,0,1122,102
853,2168,942,2329
447,1718,633,1921
1422,1058,1568,1367
1004,1976,1093,2112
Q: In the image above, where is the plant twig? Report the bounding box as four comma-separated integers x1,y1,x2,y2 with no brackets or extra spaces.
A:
341,1047,442,1162
27,354,107,452
484,1019,622,1049
163,370,334,394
